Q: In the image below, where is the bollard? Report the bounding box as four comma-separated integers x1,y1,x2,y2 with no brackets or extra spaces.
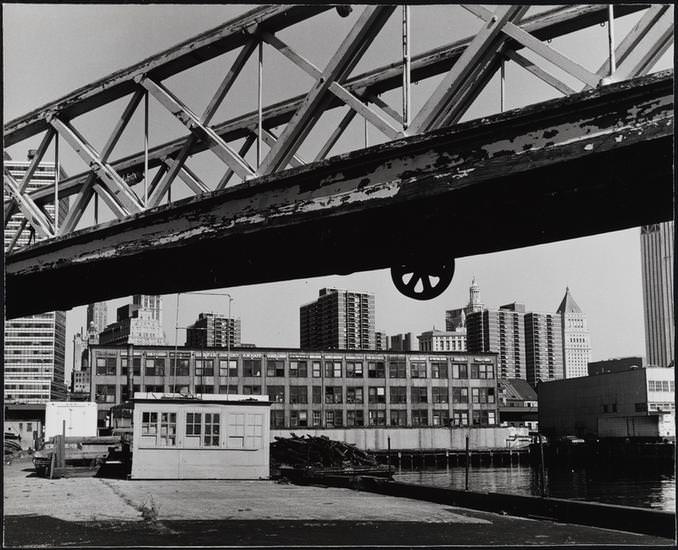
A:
539,434,546,497
465,435,470,491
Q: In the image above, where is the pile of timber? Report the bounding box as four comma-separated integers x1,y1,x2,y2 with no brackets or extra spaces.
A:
4,433,23,457
271,434,390,480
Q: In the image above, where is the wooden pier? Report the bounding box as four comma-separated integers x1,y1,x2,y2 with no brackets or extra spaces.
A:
370,447,530,469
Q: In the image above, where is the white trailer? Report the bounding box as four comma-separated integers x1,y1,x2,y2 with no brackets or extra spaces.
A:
45,402,98,440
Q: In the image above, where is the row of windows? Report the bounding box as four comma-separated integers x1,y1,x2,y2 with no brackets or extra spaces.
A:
648,380,674,392
95,384,495,405
271,409,496,428
94,356,494,380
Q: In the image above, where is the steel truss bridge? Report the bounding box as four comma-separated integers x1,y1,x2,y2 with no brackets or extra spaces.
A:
4,4,674,318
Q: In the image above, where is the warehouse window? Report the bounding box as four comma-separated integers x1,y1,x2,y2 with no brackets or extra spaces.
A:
368,386,386,404
242,385,262,395
390,386,407,404
312,410,322,426
388,361,405,378
432,387,449,404
243,359,262,377
346,387,364,404
289,386,308,404
368,361,386,378
432,410,450,426
452,410,469,427
267,360,285,377
368,409,386,426
267,386,285,403
452,387,469,404
411,387,428,404
289,361,308,377
452,364,468,379
312,362,321,378
325,386,343,404
410,362,427,378
431,362,448,379
390,410,407,426
290,410,308,427
312,386,322,404
347,410,364,427
411,410,428,426
219,359,238,377
346,362,364,378
271,410,285,428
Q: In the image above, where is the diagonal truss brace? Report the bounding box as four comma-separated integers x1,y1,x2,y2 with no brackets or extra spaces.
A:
60,89,145,233
4,170,55,238
462,5,600,88
4,129,54,227
263,31,403,140
258,5,396,175
146,38,259,206
411,5,529,132
139,76,255,181
49,115,144,215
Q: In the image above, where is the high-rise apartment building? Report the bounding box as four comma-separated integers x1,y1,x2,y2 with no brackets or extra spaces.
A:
524,312,563,386
87,302,109,336
467,303,526,380
300,288,375,350
99,295,166,346
556,287,591,378
186,313,241,348
4,155,68,403
641,222,674,367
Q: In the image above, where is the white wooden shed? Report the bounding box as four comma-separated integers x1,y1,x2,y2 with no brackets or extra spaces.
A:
130,393,270,479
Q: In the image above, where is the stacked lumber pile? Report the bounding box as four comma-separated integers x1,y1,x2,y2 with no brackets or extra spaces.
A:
271,433,378,469
5,433,22,457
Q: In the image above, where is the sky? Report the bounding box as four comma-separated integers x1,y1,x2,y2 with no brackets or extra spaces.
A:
3,4,673,382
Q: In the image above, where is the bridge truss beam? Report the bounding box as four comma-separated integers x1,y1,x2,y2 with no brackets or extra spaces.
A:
5,4,671,233
5,72,673,317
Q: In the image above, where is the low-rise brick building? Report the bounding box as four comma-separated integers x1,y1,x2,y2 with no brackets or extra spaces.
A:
89,345,499,430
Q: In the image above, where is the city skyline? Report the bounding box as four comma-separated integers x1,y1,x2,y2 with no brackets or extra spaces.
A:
4,5,666,384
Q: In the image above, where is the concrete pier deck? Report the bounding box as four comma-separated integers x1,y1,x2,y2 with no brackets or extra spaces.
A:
4,457,672,547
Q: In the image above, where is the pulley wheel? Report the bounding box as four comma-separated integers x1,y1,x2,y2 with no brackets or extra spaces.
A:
390,259,455,300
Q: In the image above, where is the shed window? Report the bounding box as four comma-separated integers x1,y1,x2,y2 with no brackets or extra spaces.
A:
186,412,202,436
204,413,220,447
142,412,158,435
159,412,176,446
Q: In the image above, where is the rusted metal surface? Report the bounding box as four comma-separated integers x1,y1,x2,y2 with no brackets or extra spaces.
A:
11,4,651,207
5,71,673,317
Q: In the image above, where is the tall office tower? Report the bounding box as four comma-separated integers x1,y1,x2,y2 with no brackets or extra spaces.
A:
186,313,242,348
418,329,466,352
556,287,592,378
86,302,108,336
524,312,564,387
99,295,166,346
641,222,674,367
467,303,526,380
4,154,68,403
300,288,375,349
445,278,484,331
390,332,419,351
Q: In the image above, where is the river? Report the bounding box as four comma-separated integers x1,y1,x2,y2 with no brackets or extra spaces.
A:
394,464,675,512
